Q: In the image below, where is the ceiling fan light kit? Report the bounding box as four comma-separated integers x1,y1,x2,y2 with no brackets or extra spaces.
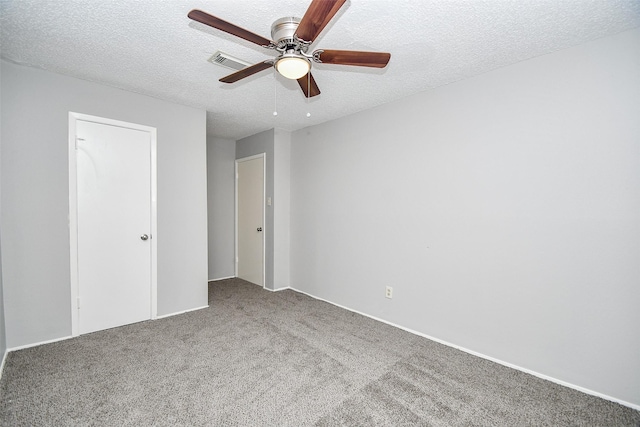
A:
188,0,390,97
275,54,311,80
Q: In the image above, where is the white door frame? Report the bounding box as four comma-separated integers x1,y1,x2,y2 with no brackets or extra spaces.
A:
235,153,266,288
68,112,158,337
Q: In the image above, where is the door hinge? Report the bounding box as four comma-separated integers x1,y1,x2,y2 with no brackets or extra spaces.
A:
77,297,81,309
75,137,85,150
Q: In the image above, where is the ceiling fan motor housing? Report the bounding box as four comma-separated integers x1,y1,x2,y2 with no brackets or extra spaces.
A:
271,17,306,52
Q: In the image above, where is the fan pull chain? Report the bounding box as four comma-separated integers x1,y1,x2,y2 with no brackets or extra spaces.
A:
306,72,311,118
273,68,278,117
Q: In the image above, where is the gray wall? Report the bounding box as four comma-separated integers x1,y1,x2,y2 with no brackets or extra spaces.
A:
0,60,6,360
236,129,274,290
290,29,640,406
1,60,208,348
0,235,5,361
207,136,236,280
273,129,291,290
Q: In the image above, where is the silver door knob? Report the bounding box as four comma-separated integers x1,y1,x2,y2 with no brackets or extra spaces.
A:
141,234,149,241
257,227,263,232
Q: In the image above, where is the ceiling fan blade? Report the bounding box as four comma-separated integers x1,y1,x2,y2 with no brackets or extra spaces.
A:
295,0,347,43
314,49,391,68
188,9,273,47
297,73,321,98
219,61,274,83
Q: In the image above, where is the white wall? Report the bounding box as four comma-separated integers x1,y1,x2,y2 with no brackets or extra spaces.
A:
0,60,208,348
273,129,291,290
290,29,640,407
207,136,236,280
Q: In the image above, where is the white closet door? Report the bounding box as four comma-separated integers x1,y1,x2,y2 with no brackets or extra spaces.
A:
237,156,265,286
76,119,152,334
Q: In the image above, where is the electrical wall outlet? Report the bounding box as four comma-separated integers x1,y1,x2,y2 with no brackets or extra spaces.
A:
385,286,393,299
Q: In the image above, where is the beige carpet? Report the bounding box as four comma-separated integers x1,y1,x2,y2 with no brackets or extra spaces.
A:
1,278,638,426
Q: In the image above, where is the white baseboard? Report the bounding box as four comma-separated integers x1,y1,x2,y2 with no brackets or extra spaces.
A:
289,287,640,412
4,305,209,357
7,335,74,353
208,277,291,292
208,276,235,282
155,305,208,320
266,286,291,292
5,305,209,351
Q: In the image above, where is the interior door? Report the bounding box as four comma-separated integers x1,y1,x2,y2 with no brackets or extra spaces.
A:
237,156,264,286
76,119,152,334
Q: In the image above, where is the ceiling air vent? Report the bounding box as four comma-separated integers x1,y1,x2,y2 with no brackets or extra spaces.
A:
208,51,252,71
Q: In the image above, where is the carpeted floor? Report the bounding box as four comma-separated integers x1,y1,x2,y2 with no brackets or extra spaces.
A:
1,278,638,426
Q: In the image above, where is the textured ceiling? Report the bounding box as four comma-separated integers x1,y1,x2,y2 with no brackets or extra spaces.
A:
2,0,639,140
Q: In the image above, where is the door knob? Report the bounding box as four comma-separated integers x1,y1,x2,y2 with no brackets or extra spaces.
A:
257,227,263,232
141,234,149,241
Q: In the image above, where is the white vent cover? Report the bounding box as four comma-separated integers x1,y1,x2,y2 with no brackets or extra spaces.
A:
208,51,252,71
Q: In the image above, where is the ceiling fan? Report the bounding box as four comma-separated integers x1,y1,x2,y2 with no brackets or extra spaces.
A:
188,0,391,98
